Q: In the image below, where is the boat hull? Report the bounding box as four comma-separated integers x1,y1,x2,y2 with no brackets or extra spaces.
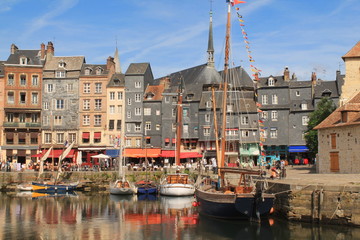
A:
32,182,78,193
137,187,158,195
195,189,274,219
109,187,136,195
160,183,195,196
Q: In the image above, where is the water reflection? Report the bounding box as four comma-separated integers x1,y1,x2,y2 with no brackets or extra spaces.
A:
0,192,360,240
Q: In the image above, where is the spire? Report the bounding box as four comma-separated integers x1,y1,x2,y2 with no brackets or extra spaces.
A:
114,46,122,73
207,10,215,68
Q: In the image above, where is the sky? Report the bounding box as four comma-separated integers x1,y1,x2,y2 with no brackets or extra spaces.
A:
0,0,359,81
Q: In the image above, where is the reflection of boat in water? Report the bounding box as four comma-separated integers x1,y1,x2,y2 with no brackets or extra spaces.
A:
138,194,158,201
160,195,195,210
16,191,78,199
110,194,137,203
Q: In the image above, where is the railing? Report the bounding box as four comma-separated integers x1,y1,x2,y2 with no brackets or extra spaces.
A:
3,122,41,128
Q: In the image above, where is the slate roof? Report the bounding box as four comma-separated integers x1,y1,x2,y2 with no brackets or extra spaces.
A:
0,61,4,77
342,41,360,59
314,92,360,130
257,75,290,88
81,64,109,76
290,99,314,112
6,50,43,66
107,73,125,88
219,66,254,90
289,80,312,88
126,63,150,75
314,80,339,99
44,56,85,71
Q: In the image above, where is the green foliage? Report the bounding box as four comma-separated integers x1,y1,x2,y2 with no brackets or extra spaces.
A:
305,97,337,158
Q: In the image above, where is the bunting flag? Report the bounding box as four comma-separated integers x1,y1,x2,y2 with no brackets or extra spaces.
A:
229,0,246,6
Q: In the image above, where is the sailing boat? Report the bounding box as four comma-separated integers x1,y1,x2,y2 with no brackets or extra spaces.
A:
110,138,137,195
159,81,195,196
195,1,275,220
32,142,79,192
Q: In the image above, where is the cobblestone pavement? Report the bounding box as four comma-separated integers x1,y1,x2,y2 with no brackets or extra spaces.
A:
269,165,360,186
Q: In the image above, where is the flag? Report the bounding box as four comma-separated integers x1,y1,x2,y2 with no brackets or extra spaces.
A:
257,109,263,113
256,102,262,107
240,24,245,26
230,0,246,6
239,19,245,22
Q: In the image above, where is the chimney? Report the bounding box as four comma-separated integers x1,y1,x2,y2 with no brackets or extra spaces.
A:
284,66,290,81
292,73,297,80
46,41,54,59
10,44,18,54
311,72,317,86
40,43,45,59
107,56,115,70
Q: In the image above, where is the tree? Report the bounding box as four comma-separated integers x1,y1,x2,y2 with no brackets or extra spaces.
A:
305,97,337,159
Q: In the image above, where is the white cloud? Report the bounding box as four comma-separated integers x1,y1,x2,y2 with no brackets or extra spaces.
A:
0,0,22,12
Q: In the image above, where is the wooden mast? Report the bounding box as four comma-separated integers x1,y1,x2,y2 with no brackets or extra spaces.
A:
175,80,183,166
219,2,232,183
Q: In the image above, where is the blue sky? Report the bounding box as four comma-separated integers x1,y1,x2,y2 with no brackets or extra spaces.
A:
0,0,359,81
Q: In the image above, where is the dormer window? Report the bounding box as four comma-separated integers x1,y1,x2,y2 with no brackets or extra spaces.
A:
268,77,275,86
96,67,103,75
20,57,28,65
85,68,92,75
321,89,332,97
146,93,154,100
58,61,66,68
186,94,194,100
301,103,308,110
113,79,120,86
56,71,66,78
341,112,347,123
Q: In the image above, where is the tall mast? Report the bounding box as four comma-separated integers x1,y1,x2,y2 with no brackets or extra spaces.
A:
219,3,232,179
175,80,183,166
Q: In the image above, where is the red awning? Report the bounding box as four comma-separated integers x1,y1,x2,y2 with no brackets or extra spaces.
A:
172,139,176,143
32,149,76,158
94,132,101,139
165,138,170,143
159,151,202,159
82,132,90,139
124,148,161,158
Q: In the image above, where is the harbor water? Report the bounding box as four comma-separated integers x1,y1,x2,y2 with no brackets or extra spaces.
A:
1,192,359,240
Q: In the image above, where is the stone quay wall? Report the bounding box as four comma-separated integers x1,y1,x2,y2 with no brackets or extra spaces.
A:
268,181,360,226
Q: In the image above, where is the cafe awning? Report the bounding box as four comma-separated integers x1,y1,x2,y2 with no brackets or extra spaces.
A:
159,150,202,159
31,149,76,158
124,148,161,158
288,146,309,153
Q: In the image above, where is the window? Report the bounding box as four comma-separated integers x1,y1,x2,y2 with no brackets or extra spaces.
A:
83,115,90,125
109,120,115,130
296,91,300,96
56,71,65,78
94,132,101,143
110,105,115,114
69,133,76,143
135,94,141,102
136,139,141,147
126,139,131,147
45,133,52,144
172,123,176,132
94,115,102,126
43,116,49,126
183,124,189,133
83,83,90,93
118,92,123,100
206,101,212,108
183,108,189,117
127,111,131,118
7,92,14,104
95,83,102,93
95,99,102,110
20,57,27,65
43,102,49,110
58,61,66,68
7,113,14,122
156,110,160,115
268,77,275,86
301,103,308,110
127,98,131,105
135,108,141,116
127,123,131,132
271,111,278,121
270,128,278,138
156,124,160,131
261,111,268,120
205,114,210,122
227,104,234,112
135,123,141,132
302,116,309,125
57,133,64,144
19,113,25,122
31,93,38,104
32,75,39,86
165,97,170,103
20,92,26,104
241,130,249,137
54,116,62,125
110,92,115,100
46,84,54,93
117,105,122,114
145,122,151,131
31,114,38,123
117,120,121,130
241,116,249,125
56,99,64,110
85,68,91,75
172,108,176,117
20,75,26,85
203,127,210,136
144,108,151,115
272,94,278,104
135,82,141,88
67,83,73,92
261,95,268,105
83,99,90,110
96,68,103,75
7,74,14,85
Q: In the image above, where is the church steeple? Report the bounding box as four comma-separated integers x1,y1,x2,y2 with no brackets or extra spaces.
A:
114,46,122,73
207,10,215,68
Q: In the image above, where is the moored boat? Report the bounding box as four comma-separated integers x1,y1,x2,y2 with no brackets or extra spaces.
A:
110,179,137,195
32,181,79,193
159,173,195,196
135,180,158,194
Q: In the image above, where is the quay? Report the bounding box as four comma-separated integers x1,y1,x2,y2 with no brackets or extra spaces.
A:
1,165,360,226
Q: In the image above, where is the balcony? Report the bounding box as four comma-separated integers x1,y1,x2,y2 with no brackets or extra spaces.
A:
3,122,41,128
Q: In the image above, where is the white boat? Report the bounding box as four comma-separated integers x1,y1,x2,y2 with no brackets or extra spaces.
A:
159,173,195,196
16,183,33,191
